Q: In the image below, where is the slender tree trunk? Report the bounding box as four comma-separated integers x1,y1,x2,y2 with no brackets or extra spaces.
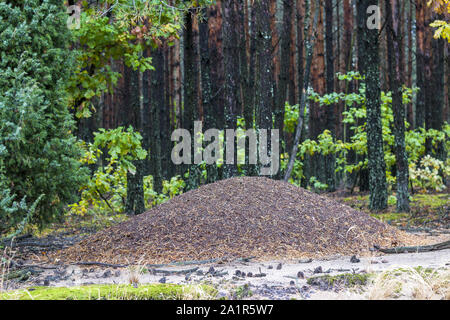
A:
162,43,172,180
325,0,336,191
200,7,218,184
406,0,414,128
173,38,182,130
208,0,225,133
150,47,164,194
208,1,225,180
284,0,320,182
288,3,297,106
357,0,388,211
386,0,410,212
270,0,280,102
415,0,426,128
309,0,326,188
223,0,241,178
255,0,274,177
293,0,305,160
341,0,355,188
124,65,145,215
426,17,445,160
184,10,200,190
244,2,259,176
275,0,294,178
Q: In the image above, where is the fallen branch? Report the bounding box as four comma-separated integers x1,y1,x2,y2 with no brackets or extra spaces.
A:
148,267,199,276
18,264,58,270
4,268,43,281
379,240,450,254
146,258,223,268
74,262,128,268
145,256,254,268
70,256,255,270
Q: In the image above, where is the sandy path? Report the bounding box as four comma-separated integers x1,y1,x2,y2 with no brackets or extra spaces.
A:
12,248,449,300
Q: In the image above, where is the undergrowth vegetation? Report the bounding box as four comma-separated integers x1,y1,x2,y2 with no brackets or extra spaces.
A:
0,283,217,300
282,72,449,194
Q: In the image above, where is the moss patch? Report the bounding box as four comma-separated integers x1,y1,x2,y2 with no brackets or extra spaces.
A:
307,273,372,290
369,212,410,224
0,284,217,300
232,284,253,299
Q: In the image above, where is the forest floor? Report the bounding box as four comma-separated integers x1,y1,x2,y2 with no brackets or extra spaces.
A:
332,191,449,237
2,248,449,300
1,183,448,300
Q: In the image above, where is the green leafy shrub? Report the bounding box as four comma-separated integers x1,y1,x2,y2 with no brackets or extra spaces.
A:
70,127,147,215
282,72,449,193
409,156,448,192
70,127,185,216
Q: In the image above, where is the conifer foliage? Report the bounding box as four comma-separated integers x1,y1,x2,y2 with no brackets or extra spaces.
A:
0,0,87,231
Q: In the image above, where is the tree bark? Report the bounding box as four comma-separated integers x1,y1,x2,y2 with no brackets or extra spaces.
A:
309,0,327,188
324,0,336,192
124,65,145,215
183,11,201,190
256,0,274,176
222,0,241,178
357,0,388,211
415,0,426,128
149,47,165,194
386,0,410,212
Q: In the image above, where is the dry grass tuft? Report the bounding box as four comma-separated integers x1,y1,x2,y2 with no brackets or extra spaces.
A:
126,257,147,286
367,267,450,300
1,242,16,293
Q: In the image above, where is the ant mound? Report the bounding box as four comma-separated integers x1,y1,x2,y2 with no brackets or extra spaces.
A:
54,177,420,265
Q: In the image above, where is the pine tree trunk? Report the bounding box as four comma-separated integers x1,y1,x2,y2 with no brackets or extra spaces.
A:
124,65,145,215
386,0,410,212
208,0,225,132
244,2,259,177
426,21,445,160
325,0,336,192
257,0,274,142
288,3,297,106
310,0,326,188
357,0,388,211
275,0,294,178
294,0,305,160
184,11,200,190
223,0,241,178
200,7,218,184
150,47,164,194
406,0,414,128
415,0,426,128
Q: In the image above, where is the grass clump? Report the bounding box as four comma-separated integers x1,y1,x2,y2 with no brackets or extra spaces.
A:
367,267,450,300
0,283,217,300
232,284,253,299
307,273,372,289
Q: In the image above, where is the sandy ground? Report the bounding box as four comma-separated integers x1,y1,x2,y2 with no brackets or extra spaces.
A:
7,248,449,300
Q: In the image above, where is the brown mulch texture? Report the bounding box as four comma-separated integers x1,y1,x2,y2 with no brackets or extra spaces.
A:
51,177,426,265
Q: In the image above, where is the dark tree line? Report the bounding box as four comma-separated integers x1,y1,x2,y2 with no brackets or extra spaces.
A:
76,0,449,213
